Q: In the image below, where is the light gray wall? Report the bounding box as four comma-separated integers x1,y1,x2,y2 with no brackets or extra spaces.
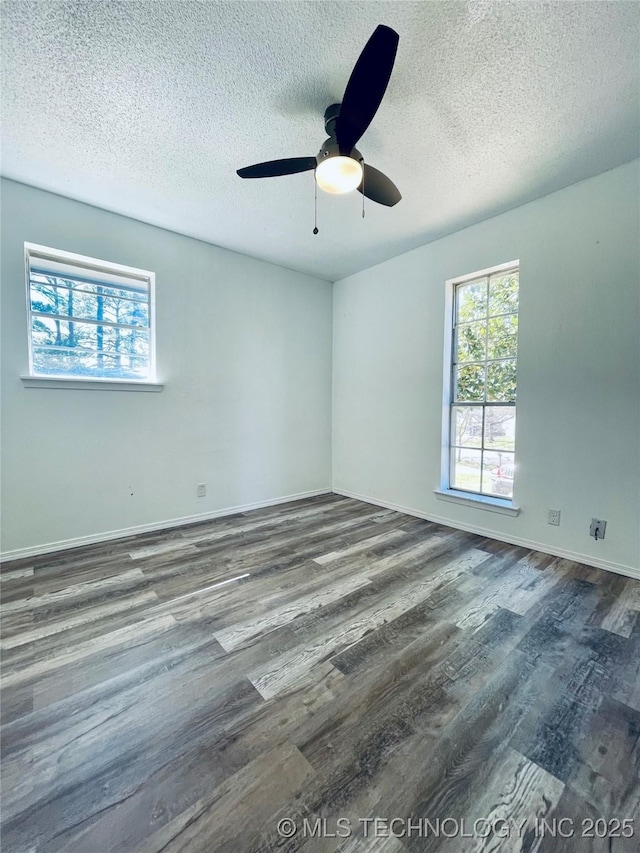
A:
1,179,333,557
333,160,640,577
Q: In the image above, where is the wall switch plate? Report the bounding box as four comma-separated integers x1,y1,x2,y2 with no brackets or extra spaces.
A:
590,518,606,540
197,483,206,498
548,509,561,526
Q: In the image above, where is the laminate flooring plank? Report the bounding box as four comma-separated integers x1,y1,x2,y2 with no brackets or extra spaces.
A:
129,542,199,561
515,578,601,667
607,624,640,713
214,572,374,652
31,550,151,592
297,620,461,771
500,554,567,616
456,747,565,853
52,670,346,853
565,695,640,820
289,619,541,840
253,649,540,853
8,618,221,723
0,581,35,604
1,589,160,650
625,581,640,610
511,621,633,762
2,675,261,852
0,565,34,582
138,742,315,853
31,619,226,711
1,596,166,680
329,602,521,692
0,682,34,725
511,678,640,824
453,552,565,632
468,544,531,579
1,613,179,689
596,578,640,638
537,786,638,853
248,549,489,699
380,656,557,853
313,528,414,566
330,603,461,678
0,568,149,615
508,679,602,786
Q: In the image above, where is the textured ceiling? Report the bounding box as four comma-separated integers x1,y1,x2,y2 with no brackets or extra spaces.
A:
2,1,639,281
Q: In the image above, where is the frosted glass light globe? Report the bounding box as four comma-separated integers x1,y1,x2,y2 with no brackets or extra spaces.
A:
315,156,363,194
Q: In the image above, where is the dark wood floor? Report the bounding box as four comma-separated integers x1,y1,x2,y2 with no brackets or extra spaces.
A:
1,494,639,852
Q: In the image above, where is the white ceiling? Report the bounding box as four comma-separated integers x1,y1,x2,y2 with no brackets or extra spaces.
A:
2,1,639,281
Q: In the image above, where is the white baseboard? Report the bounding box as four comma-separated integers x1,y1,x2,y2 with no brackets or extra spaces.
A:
0,488,332,563
333,488,640,581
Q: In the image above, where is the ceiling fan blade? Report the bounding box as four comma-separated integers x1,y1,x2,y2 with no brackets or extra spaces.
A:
358,164,401,207
237,157,316,179
336,25,399,154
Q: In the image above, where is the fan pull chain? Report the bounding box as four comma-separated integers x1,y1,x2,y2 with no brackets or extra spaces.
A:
362,166,365,218
313,173,319,235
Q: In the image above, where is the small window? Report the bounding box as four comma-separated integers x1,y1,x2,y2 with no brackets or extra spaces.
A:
445,263,519,501
25,243,155,382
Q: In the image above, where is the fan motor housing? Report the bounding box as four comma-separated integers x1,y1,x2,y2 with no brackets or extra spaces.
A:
316,139,363,165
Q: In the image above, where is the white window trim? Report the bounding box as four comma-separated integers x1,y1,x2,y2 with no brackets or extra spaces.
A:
20,376,163,391
440,259,520,512
434,488,520,515
24,243,160,388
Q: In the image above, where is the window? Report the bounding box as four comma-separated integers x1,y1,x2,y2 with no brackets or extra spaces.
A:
444,262,519,503
25,243,156,383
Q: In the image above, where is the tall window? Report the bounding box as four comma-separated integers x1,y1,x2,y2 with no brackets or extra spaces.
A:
25,243,155,382
447,263,519,500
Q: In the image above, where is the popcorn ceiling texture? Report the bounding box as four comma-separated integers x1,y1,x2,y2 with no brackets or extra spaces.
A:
2,1,639,280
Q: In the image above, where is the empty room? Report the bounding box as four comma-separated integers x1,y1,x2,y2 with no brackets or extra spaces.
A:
1,1,639,851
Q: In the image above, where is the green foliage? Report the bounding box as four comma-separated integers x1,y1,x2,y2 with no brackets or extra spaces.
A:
487,360,516,402
455,273,518,403
456,364,485,401
489,273,519,316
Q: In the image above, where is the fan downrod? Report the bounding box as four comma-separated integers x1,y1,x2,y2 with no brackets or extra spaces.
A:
324,103,342,138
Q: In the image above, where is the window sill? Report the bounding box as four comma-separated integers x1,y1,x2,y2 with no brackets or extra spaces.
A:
21,376,164,392
434,488,520,516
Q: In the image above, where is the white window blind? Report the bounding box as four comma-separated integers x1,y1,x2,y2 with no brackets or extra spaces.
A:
26,244,156,382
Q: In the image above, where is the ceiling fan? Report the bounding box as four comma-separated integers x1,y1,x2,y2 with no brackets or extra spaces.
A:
236,25,401,208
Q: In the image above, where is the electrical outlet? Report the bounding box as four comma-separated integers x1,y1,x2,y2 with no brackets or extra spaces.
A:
590,518,606,540
548,509,561,526
197,483,206,498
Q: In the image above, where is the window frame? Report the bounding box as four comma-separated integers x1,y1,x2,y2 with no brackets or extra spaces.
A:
437,260,520,514
23,243,160,390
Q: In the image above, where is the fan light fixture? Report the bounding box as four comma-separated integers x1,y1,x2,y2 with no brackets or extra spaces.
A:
236,25,402,215
315,156,363,194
